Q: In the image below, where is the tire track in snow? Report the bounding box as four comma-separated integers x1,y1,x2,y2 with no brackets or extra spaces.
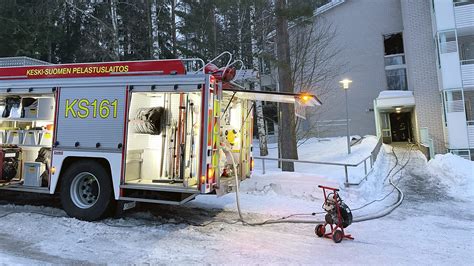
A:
0,233,88,264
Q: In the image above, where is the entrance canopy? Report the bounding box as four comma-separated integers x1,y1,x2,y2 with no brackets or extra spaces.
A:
375,90,415,111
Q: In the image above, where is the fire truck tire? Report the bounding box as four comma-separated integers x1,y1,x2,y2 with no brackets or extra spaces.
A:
60,160,114,221
332,229,343,243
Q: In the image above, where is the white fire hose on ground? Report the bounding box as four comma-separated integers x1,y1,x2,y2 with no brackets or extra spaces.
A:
224,145,413,226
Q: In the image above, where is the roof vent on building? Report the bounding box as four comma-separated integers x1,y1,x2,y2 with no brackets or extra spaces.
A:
0,56,52,67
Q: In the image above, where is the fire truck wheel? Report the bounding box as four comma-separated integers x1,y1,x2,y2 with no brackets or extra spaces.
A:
60,160,114,221
332,229,343,243
315,224,325,237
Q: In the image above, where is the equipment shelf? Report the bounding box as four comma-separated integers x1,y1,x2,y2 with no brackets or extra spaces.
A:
17,144,50,149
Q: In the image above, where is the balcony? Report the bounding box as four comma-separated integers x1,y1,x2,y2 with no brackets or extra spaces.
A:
458,34,474,87
468,121,474,147
440,41,458,53
461,60,474,87
454,1,474,28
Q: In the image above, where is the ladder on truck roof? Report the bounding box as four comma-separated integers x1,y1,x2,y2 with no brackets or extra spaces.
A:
0,56,52,67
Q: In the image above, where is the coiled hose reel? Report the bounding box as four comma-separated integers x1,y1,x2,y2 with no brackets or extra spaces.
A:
323,192,353,228
315,185,354,243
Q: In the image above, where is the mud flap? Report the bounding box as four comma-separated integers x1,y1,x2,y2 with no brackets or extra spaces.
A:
114,200,137,218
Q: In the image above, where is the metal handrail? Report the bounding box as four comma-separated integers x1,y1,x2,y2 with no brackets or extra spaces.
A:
227,59,246,82
315,119,351,127
195,51,233,73
254,137,383,186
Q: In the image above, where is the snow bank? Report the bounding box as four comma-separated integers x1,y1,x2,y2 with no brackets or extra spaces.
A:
426,153,474,196
1,137,474,264
191,136,382,216
342,144,392,208
191,172,327,216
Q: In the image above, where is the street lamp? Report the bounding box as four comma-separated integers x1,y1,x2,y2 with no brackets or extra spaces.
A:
339,79,352,154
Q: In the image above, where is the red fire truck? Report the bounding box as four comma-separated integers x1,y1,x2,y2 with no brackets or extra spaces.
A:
0,55,320,221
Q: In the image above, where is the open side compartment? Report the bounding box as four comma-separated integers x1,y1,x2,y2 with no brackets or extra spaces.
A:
214,91,254,195
0,93,55,192
122,87,256,196
124,91,202,192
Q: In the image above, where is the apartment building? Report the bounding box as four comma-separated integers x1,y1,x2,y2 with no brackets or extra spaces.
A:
432,0,474,159
264,0,474,160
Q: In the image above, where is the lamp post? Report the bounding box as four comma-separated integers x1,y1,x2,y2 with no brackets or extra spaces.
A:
340,79,352,154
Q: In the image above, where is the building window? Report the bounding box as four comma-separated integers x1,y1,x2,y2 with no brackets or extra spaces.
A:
464,90,474,121
458,35,474,64
384,33,407,90
384,33,404,55
386,68,408,91
384,54,405,66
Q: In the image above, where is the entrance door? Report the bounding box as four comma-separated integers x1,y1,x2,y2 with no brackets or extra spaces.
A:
389,112,411,142
381,113,392,143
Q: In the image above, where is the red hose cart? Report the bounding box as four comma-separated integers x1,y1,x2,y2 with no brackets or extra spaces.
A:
315,185,354,243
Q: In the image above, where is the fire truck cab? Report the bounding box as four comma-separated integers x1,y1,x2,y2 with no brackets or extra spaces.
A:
0,56,320,221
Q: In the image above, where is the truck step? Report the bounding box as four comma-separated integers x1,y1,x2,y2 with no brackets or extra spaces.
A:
119,188,198,205
121,183,199,194
118,195,196,205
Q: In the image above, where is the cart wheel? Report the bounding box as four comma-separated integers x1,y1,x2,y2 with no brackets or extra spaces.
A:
315,224,325,237
332,229,343,243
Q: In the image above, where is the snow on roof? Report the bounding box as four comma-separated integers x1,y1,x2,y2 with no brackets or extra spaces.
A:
314,0,346,16
377,90,414,99
267,0,346,39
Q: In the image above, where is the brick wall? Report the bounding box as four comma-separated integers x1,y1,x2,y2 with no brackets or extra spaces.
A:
400,0,446,153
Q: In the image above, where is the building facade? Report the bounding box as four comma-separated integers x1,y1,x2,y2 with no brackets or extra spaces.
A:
265,0,474,160
431,0,474,160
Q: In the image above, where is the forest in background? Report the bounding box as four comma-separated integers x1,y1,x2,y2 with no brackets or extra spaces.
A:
0,0,339,168
0,0,327,65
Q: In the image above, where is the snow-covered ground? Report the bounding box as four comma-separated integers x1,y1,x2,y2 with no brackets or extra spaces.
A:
190,136,382,216
0,136,473,264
